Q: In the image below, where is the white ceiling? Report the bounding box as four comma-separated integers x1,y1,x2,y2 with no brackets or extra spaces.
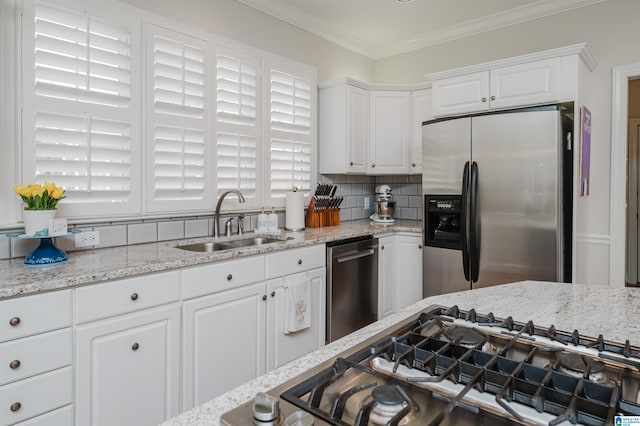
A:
236,0,606,59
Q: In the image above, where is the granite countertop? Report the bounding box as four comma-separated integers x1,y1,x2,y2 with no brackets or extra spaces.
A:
0,220,421,299
162,280,640,426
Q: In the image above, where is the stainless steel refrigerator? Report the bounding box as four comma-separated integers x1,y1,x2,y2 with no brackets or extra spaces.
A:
422,104,574,297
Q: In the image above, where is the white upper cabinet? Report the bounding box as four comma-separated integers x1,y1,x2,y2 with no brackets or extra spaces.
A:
319,79,430,175
318,83,369,174
428,44,600,118
489,58,559,110
432,59,559,117
369,91,411,174
432,71,490,116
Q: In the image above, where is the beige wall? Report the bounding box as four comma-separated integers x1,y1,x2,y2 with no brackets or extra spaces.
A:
118,0,374,83
375,0,640,285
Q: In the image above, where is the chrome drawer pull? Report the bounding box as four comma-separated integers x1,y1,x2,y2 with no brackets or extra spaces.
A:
130,292,139,301
297,259,302,265
9,360,20,370
10,402,21,412
9,317,20,327
132,343,139,351
227,274,233,281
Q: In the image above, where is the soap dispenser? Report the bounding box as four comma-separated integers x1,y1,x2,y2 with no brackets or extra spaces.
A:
257,208,268,232
268,208,278,232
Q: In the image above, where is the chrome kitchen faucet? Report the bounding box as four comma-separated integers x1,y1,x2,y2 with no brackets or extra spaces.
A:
213,190,246,238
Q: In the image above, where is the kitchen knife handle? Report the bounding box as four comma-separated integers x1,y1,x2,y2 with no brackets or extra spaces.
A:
461,161,470,282
470,161,479,283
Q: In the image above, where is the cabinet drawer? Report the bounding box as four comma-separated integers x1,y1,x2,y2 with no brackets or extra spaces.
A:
0,366,72,425
14,405,72,425
0,291,71,343
0,328,71,386
266,244,325,279
75,271,180,324
182,256,265,300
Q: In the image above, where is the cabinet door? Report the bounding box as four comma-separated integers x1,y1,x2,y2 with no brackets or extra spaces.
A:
347,85,369,174
432,71,489,117
395,235,423,311
489,58,559,110
75,305,180,426
411,89,432,175
369,91,411,174
266,268,326,371
182,282,266,409
378,236,396,319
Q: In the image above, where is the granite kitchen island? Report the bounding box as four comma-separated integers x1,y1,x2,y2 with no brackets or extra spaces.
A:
162,280,640,425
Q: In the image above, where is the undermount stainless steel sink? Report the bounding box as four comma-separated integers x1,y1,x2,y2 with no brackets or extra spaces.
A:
177,242,229,252
175,236,291,252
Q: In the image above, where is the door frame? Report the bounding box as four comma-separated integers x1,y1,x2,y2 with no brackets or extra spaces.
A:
610,64,640,286
627,118,640,284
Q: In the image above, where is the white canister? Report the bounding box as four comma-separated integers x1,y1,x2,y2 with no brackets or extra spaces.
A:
285,190,305,231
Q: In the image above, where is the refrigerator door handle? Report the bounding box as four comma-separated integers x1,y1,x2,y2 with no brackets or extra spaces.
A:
461,161,470,281
470,161,480,283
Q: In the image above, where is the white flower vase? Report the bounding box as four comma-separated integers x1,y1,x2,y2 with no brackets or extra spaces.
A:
23,209,56,237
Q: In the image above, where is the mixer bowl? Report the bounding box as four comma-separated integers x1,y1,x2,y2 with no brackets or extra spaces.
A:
375,200,396,219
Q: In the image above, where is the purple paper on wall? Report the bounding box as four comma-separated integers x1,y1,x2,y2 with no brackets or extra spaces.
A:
580,106,591,196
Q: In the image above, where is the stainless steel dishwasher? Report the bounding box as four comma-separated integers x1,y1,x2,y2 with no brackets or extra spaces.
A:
326,236,378,343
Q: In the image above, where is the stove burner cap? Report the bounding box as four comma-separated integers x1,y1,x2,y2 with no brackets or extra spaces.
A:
558,353,605,374
443,326,486,347
371,385,404,406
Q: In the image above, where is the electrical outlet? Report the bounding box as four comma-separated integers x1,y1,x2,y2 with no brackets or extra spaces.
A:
75,231,100,248
364,197,370,209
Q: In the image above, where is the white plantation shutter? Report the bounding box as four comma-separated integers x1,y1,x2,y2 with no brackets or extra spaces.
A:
146,25,210,212
215,49,261,207
22,2,141,217
267,65,316,204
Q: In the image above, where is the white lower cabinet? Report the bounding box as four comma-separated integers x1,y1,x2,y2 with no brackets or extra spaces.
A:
378,234,423,318
75,305,181,426
182,244,326,409
182,281,267,409
266,268,326,371
0,290,73,426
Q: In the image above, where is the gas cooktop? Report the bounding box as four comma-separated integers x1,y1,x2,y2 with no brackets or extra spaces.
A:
221,305,640,425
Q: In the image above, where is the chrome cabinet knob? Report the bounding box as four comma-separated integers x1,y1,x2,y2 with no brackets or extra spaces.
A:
227,274,233,281
412,163,416,167
481,97,487,102
418,245,423,249
490,95,496,101
9,360,20,370
130,293,139,301
262,295,267,301
371,163,375,168
9,317,20,327
297,259,302,265
350,161,354,166
271,291,275,297
10,402,21,412
131,343,139,351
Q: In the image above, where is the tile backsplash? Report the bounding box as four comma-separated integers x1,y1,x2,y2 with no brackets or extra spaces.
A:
0,174,423,260
318,174,423,221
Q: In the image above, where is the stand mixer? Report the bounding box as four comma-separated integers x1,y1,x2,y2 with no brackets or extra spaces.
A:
370,184,396,223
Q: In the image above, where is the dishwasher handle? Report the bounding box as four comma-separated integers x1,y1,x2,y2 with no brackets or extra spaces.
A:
336,247,377,263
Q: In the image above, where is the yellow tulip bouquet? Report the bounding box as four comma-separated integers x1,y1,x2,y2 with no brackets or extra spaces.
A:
13,182,66,210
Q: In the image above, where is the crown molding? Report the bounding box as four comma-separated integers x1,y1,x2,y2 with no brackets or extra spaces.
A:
376,0,607,59
236,0,607,60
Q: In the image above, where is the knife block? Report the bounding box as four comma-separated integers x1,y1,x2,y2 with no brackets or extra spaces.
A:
305,198,340,228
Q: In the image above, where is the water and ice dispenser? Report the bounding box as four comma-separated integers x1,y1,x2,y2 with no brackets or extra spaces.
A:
424,195,462,250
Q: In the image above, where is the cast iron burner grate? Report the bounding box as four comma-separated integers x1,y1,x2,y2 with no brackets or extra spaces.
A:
280,305,640,426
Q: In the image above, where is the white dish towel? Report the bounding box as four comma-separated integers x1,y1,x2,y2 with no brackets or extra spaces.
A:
284,279,311,334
